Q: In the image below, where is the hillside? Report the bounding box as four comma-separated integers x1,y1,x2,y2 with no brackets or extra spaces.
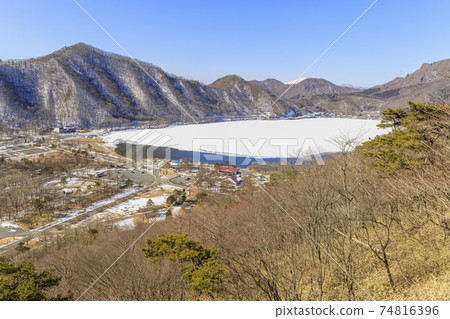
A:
251,60,450,116
251,77,358,99
3,103,447,301
0,43,449,130
359,60,450,105
0,43,296,130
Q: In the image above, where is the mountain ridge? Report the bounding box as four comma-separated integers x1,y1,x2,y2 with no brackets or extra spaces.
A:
250,77,359,99
0,43,298,129
0,43,449,130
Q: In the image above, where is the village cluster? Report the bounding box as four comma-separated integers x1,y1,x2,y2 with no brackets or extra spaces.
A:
0,128,271,253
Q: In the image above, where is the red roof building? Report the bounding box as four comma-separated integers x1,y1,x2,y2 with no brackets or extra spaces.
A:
220,167,239,175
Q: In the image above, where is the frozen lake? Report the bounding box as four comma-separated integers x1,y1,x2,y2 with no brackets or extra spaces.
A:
104,118,389,162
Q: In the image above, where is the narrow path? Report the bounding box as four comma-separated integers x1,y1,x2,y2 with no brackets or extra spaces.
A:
0,172,159,254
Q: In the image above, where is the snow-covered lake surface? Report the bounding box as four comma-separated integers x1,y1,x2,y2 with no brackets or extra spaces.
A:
104,118,389,159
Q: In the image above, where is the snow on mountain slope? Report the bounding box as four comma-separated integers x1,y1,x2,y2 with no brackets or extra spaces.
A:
284,77,307,85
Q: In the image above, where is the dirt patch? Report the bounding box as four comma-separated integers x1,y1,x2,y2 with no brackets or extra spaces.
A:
68,138,103,143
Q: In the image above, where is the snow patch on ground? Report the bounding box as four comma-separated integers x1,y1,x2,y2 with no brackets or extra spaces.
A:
106,198,149,216
34,187,141,232
45,177,82,187
65,177,83,186
149,213,166,223
149,195,167,206
159,185,182,191
115,218,135,230
0,221,19,228
171,206,182,216
86,168,110,176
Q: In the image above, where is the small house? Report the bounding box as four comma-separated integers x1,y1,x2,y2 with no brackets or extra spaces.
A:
220,167,240,176
170,159,184,166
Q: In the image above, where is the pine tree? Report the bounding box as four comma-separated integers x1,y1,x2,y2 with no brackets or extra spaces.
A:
142,234,225,299
358,102,448,176
0,257,69,301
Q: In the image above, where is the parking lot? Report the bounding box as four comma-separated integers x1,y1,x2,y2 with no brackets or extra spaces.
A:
0,144,52,159
105,169,156,186
170,175,194,186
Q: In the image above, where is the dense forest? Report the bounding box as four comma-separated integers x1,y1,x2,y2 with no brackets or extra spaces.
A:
1,102,448,301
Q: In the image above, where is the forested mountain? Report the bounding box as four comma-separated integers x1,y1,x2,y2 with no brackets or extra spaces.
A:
0,43,449,130
0,43,296,129
252,60,450,115
250,77,358,99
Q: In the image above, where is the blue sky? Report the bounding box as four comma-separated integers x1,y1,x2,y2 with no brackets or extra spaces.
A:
0,0,449,87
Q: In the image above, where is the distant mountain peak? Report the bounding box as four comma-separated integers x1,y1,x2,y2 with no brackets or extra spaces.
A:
284,77,307,85
340,83,367,90
209,74,276,106
46,42,97,56
252,77,358,99
64,42,93,50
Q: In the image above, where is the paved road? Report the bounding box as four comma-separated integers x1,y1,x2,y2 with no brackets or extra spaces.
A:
0,225,29,239
0,155,196,254
0,165,196,255
0,174,158,254
170,175,195,187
